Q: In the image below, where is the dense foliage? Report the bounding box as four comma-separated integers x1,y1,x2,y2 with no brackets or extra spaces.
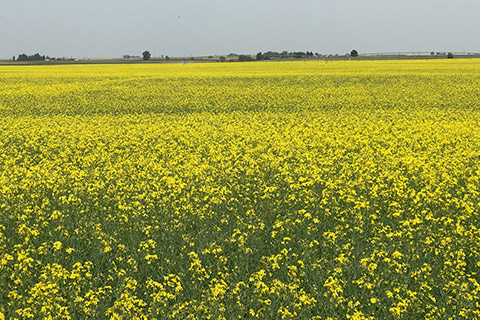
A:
1,60,480,319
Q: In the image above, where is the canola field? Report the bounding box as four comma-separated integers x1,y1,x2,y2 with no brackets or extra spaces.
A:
1,60,480,319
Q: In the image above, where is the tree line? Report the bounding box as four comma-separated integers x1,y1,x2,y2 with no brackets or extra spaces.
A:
14,53,74,62
254,50,359,61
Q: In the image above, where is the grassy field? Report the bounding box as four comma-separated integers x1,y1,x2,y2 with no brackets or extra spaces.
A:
1,60,480,319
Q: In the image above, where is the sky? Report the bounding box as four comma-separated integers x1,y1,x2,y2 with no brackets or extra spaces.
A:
1,0,480,59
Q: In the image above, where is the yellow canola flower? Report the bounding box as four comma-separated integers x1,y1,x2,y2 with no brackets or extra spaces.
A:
52,241,62,251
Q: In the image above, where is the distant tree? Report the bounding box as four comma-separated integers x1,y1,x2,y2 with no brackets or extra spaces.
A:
218,56,226,62
351,49,359,57
12,56,15,61
32,53,44,60
430,51,435,56
238,55,252,62
256,52,265,61
447,52,454,59
142,50,151,60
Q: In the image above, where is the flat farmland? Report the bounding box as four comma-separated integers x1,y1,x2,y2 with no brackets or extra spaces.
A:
1,60,480,319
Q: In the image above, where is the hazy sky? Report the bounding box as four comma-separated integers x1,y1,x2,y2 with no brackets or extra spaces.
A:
1,0,480,58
